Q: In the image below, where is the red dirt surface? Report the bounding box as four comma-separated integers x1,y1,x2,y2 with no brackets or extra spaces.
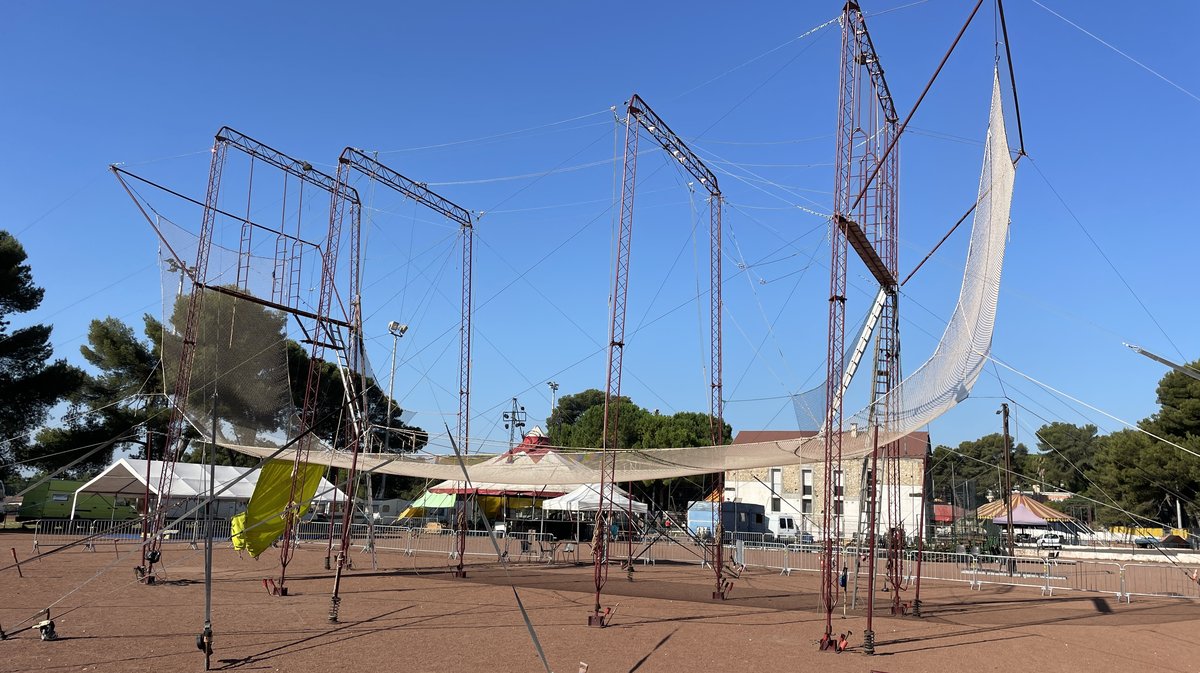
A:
2,531,1196,673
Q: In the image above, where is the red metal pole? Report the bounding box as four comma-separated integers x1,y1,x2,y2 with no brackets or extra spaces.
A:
821,5,857,648
455,217,473,578
912,451,928,617
863,425,881,652
592,107,639,627
709,194,726,599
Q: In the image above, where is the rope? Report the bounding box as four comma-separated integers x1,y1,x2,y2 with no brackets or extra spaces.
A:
1027,155,1188,360
374,109,612,154
1030,0,1200,106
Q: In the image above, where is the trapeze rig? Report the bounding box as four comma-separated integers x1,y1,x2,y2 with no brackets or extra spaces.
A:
591,93,724,627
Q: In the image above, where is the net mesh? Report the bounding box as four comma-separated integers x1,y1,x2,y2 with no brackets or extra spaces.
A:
159,221,302,452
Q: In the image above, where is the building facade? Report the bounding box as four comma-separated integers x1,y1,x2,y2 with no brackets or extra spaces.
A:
726,430,931,541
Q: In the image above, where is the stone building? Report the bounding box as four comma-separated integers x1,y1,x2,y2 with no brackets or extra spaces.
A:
726,430,931,541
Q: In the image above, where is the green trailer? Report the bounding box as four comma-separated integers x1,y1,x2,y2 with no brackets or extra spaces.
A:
17,479,140,521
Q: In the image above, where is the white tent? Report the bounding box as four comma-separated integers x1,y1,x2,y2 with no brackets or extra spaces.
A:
542,484,648,514
71,458,346,519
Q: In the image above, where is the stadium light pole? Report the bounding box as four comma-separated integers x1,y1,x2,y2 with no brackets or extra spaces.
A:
382,321,409,473
547,381,559,429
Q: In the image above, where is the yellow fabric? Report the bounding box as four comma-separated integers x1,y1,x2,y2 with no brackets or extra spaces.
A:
239,460,324,558
230,511,247,551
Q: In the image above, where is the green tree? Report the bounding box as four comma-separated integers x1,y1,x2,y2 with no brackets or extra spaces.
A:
0,230,85,479
24,316,167,476
1149,358,1200,439
284,340,428,454
547,389,732,511
1032,422,1099,495
546,388,606,431
928,433,1030,508
160,289,292,449
1086,429,1200,527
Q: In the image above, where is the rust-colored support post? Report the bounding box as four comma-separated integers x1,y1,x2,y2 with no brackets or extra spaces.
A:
912,450,929,617
456,219,473,578
592,106,639,627
142,134,227,577
863,425,881,654
821,4,857,648
709,193,726,600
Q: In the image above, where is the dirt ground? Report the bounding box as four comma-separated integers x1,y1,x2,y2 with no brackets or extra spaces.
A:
1,531,1197,673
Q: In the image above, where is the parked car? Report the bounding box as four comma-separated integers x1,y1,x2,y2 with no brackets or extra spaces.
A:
1133,536,1159,549
1036,533,1062,550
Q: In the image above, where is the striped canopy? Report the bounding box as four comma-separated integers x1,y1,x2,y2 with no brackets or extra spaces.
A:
977,493,1074,522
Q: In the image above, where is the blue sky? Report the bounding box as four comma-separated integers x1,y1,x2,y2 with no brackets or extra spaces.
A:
2,1,1197,457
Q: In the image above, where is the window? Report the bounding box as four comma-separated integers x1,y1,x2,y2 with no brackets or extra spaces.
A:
781,517,794,530
802,469,813,497
755,513,764,525
771,497,781,512
770,468,782,512
834,469,844,498
802,500,813,514
834,500,844,516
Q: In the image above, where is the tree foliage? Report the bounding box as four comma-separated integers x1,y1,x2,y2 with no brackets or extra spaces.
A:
928,358,1200,530
547,388,732,511
26,316,167,477
549,388,730,450
929,433,1029,508
1149,359,1200,439
22,288,425,486
1085,429,1200,527
1033,422,1099,494
0,231,85,479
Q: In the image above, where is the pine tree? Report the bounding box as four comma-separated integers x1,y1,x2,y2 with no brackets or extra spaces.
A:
0,230,84,481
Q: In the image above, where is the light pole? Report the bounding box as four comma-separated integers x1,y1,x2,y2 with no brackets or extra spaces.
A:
380,321,409,495
547,381,559,430
363,321,406,565
998,403,1015,575
384,321,409,454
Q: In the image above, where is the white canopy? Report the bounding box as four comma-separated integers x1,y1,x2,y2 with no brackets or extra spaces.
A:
71,458,346,518
542,484,648,514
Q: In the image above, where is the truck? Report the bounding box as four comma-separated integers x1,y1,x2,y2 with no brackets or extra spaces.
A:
17,479,139,521
686,501,770,540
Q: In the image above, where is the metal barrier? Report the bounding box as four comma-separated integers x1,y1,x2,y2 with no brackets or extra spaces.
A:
904,550,976,586
31,518,239,552
1124,562,1200,601
26,518,1200,604
1066,560,1125,601
33,518,143,551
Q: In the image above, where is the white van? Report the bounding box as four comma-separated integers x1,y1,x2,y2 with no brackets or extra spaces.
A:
767,514,800,541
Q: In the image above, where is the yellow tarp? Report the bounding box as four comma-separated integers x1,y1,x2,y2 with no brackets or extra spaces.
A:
238,460,324,558
1111,526,1188,539
231,511,247,551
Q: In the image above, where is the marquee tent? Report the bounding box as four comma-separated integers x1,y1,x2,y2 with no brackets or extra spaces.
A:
71,458,346,519
542,484,648,514
977,493,1074,522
